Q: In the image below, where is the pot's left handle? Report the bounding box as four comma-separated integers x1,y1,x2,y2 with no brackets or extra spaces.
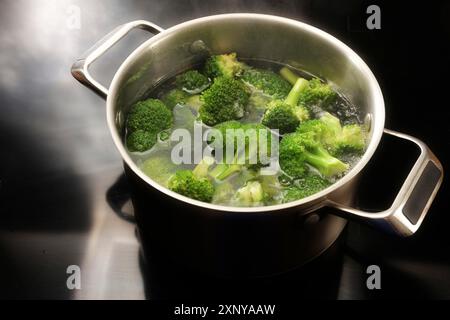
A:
71,20,164,99
327,129,444,237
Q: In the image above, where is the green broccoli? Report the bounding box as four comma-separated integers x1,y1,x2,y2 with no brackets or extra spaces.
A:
127,99,173,132
208,121,273,180
204,52,245,78
261,77,310,134
140,155,176,186
240,68,291,99
175,70,210,93
297,112,366,156
334,124,367,156
126,130,157,152
168,157,215,202
279,131,349,178
126,99,173,152
234,181,265,206
280,67,337,109
297,113,341,146
280,67,338,109
283,175,331,202
199,76,250,126
299,78,337,108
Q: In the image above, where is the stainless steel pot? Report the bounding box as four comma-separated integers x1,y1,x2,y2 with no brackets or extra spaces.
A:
72,14,443,276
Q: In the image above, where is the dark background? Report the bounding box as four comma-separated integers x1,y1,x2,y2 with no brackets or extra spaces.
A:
0,0,449,300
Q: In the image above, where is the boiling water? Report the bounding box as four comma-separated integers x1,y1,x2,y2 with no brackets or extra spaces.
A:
126,60,364,206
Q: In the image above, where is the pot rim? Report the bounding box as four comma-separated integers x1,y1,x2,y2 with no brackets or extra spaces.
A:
106,13,385,213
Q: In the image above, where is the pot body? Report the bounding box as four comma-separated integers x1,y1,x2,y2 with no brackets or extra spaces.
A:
101,14,386,276
127,164,349,277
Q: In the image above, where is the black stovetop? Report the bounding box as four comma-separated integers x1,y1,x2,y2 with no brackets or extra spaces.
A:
0,0,449,300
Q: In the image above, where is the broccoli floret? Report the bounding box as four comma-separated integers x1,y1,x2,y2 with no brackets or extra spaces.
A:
283,175,331,202
168,170,215,202
299,78,337,108
204,53,245,78
167,156,216,202
297,113,341,147
126,130,156,152
234,181,265,206
209,122,273,180
199,76,250,126
140,155,176,186
298,112,366,156
334,124,366,156
279,131,349,178
127,99,173,133
126,99,173,152
262,102,301,134
280,67,338,109
262,77,310,134
175,70,210,93
240,68,291,99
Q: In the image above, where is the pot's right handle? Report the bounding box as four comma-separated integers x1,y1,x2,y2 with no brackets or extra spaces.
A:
327,129,443,237
71,20,164,99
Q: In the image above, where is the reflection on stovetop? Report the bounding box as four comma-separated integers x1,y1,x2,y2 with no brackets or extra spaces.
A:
75,172,450,300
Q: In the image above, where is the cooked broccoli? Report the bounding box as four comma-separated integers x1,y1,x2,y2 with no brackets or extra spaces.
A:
279,131,349,178
204,53,245,78
127,99,173,132
140,155,176,186
234,181,265,206
283,175,331,202
261,77,310,134
297,113,341,146
126,99,173,152
334,124,366,156
299,78,337,108
168,157,215,202
280,67,337,109
240,68,291,99
175,70,210,93
209,121,273,180
199,76,250,126
297,112,366,156
279,67,300,86
168,170,214,202
126,130,157,152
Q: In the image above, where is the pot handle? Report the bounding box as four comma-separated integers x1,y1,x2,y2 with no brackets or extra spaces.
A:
326,129,443,237
71,20,164,99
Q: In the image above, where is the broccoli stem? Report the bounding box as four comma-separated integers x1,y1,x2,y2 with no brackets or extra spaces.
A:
304,146,349,177
210,163,241,180
284,78,309,107
280,67,300,85
193,156,215,178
